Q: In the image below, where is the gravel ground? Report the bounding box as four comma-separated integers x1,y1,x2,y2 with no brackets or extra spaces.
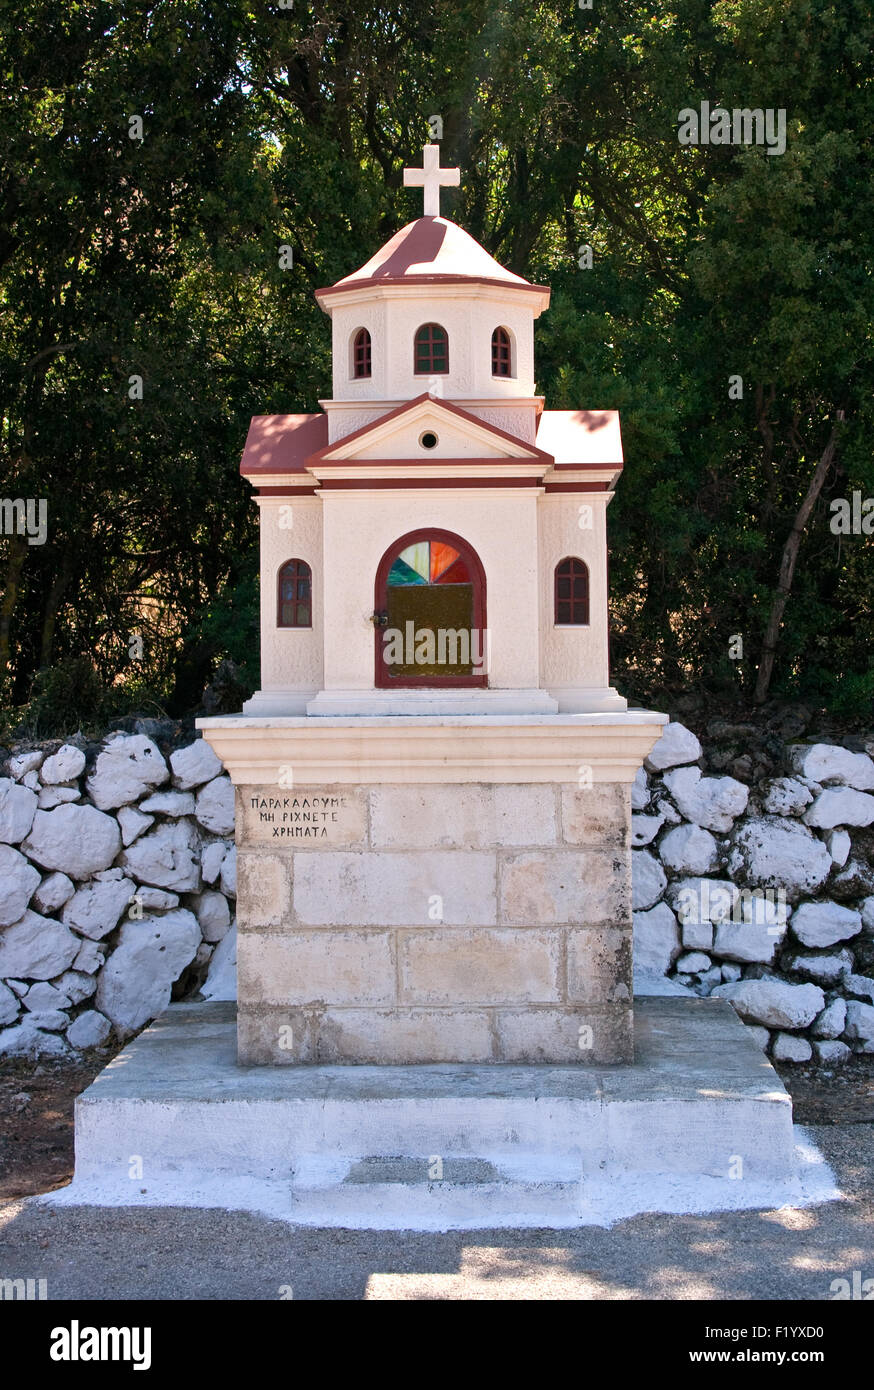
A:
0,1124,870,1300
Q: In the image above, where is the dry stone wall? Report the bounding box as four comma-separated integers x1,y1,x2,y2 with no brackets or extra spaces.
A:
0,718,872,1064
0,728,236,1058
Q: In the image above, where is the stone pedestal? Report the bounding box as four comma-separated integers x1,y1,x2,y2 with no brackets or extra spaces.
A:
198,712,666,1065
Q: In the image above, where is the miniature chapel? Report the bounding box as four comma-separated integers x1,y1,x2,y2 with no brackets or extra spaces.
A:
200,147,666,1066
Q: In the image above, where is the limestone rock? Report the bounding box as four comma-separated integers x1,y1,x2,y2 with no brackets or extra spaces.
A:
121,818,201,892
761,778,813,817
791,901,862,948
824,829,851,867
829,858,874,900
22,803,121,877
22,769,40,791
771,1032,812,1063
170,738,223,790
95,908,200,1035
666,877,739,925
0,981,20,1026
789,742,874,790
844,1000,874,1049
662,766,748,831
138,790,196,817
7,750,44,780
136,887,179,910
811,998,847,1038
52,969,97,1005
0,777,38,844
86,733,168,810
676,950,711,973
0,844,40,926
727,817,831,899
116,805,154,847
721,962,742,982
659,822,718,875
786,950,852,986
72,939,105,974
682,919,713,951
805,787,874,830
201,839,231,885
40,744,86,784
813,1040,850,1064
0,1016,70,1058
844,974,874,1004
200,923,236,1001
37,784,80,810
631,814,663,847
0,910,80,979
192,890,231,943
61,876,136,940
744,1024,770,1051
711,978,825,1029
631,849,667,910
713,913,786,964
66,1009,112,1049
219,845,236,898
194,776,235,836
644,721,702,772
859,895,874,933
17,1008,68,1031
23,981,72,1011
631,767,648,812
632,901,680,976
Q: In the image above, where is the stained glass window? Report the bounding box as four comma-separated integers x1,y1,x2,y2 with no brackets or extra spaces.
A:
278,559,312,627
554,557,589,625
353,328,371,378
492,326,512,376
388,540,471,587
414,323,449,375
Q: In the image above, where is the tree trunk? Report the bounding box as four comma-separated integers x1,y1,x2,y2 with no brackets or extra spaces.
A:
754,412,844,704
39,548,73,668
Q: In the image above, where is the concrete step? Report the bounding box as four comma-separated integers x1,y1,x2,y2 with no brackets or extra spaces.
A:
49,998,840,1230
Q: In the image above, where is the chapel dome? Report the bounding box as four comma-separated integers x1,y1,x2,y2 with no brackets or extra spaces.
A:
315,216,549,307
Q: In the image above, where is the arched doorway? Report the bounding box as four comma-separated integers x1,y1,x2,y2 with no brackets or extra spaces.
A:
374,528,487,687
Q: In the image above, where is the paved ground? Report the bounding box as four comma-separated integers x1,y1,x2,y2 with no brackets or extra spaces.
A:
1,1125,871,1300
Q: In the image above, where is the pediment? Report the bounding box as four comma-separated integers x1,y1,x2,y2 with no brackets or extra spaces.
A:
307,394,551,467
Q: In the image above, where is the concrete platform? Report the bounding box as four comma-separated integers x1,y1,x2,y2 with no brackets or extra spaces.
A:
51,998,838,1229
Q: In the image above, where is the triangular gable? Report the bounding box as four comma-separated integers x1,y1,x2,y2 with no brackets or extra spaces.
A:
307,394,552,466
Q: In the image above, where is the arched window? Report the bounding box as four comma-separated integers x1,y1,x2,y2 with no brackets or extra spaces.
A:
374,529,486,687
277,559,312,628
492,326,512,377
414,323,449,375
554,557,589,625
352,328,371,379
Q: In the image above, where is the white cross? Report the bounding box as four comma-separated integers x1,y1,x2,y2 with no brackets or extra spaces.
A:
403,144,460,217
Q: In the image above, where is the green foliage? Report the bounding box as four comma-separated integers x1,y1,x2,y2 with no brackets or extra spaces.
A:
0,0,871,714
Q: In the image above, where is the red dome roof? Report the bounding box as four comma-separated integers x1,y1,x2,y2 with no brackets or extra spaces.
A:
316,217,549,306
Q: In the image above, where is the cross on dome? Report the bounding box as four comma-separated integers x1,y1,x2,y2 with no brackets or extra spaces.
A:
403,144,460,217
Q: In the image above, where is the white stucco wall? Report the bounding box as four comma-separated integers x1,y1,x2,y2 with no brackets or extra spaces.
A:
319,489,541,690
537,494,611,691
328,286,537,402
258,496,324,694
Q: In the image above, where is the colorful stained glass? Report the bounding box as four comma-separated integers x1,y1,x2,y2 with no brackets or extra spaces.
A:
388,557,426,586
388,541,470,587
435,556,470,585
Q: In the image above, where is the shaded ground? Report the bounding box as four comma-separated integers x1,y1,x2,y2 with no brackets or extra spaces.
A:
0,1125,868,1300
